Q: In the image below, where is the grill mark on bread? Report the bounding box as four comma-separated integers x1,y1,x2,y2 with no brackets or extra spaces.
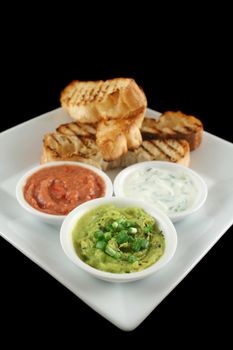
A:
194,122,202,127
62,82,77,104
80,137,98,152
57,122,96,137
165,140,184,157
147,125,160,134
151,141,173,161
171,125,190,134
79,87,86,104
46,145,59,157
183,126,194,133
141,144,157,158
65,136,73,145
141,141,172,161
91,82,101,102
69,85,80,105
66,124,78,135
82,124,96,135
72,86,83,105
51,134,60,148
73,135,88,149
163,139,184,158
68,88,77,102
67,86,76,105
54,134,76,153
98,82,109,102
67,124,85,136
49,133,85,156
91,83,102,102
88,88,95,101
57,124,76,136
53,134,63,147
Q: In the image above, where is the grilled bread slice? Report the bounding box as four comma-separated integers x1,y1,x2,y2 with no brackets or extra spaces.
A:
41,124,190,169
96,112,144,161
142,111,203,150
138,139,190,166
107,139,190,169
60,78,147,123
56,120,97,137
41,132,105,169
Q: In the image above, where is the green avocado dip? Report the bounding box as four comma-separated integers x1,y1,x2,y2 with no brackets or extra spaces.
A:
72,205,165,273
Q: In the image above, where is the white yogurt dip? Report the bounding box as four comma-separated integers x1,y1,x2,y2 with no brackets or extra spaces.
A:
123,167,198,215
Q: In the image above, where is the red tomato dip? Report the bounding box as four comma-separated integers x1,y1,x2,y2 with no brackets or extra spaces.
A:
24,165,106,215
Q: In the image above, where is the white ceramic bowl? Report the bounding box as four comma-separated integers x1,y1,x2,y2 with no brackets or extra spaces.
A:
16,161,113,225
60,197,177,283
114,161,208,222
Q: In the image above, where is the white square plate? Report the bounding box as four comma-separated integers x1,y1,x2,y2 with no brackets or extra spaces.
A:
1,108,233,331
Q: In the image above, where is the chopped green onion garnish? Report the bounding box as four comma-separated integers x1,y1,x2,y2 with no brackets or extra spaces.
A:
111,221,118,229
128,255,138,263
94,230,104,240
105,245,121,259
117,218,126,224
131,238,149,252
131,240,142,252
117,223,125,231
116,231,129,244
124,221,132,228
144,224,153,233
103,232,112,241
128,227,137,234
140,239,149,249
105,224,112,231
128,235,135,243
96,241,107,250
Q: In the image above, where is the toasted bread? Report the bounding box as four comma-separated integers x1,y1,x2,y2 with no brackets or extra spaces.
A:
106,139,190,169
142,111,203,150
96,112,144,161
41,121,190,169
41,132,105,169
57,121,97,137
60,78,147,123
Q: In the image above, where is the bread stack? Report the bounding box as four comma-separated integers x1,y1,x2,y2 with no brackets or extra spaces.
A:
60,78,147,161
41,78,203,169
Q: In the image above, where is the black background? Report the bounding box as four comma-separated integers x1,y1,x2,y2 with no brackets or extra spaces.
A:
1,13,232,345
